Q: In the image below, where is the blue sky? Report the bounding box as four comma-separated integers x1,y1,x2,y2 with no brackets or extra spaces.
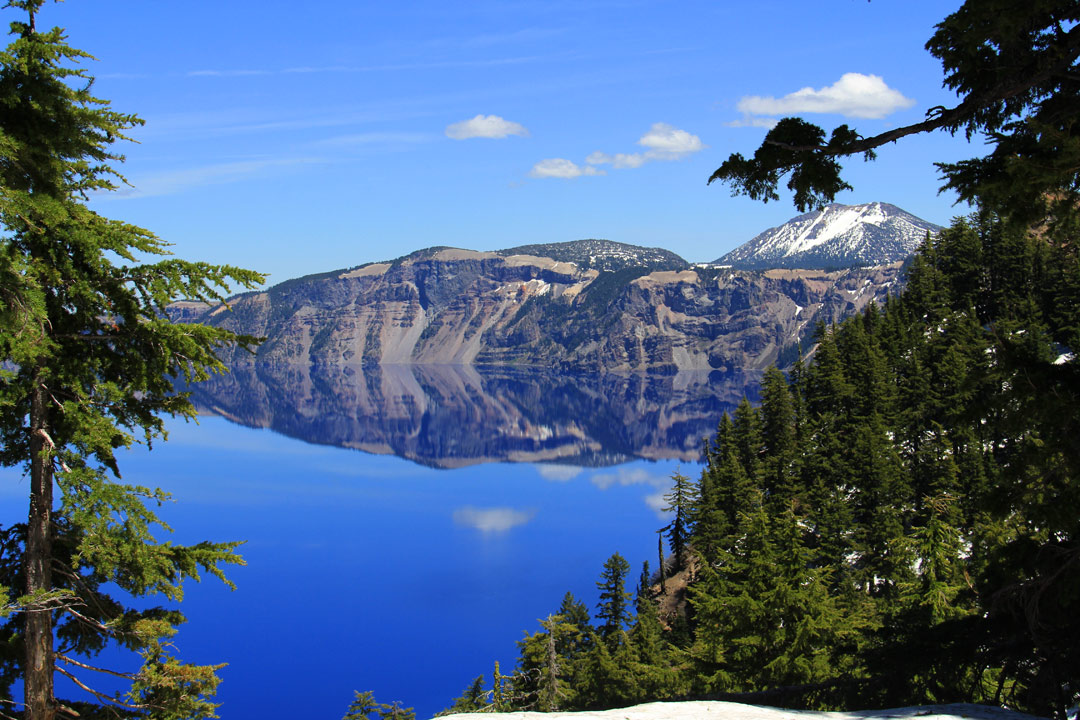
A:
26,0,972,286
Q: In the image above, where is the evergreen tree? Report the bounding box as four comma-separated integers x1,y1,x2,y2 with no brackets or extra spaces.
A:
344,691,416,720
758,366,798,504
554,591,594,658
442,675,487,714
690,490,843,693
0,3,263,717
661,471,697,571
594,553,631,645
630,562,667,670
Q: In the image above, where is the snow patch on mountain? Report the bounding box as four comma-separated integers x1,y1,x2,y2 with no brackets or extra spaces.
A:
716,202,942,270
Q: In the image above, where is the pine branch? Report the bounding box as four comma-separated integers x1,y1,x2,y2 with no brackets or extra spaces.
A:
57,653,136,680
55,665,147,711
754,24,1080,159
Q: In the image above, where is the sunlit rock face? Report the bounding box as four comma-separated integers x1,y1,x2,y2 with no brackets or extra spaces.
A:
176,242,904,372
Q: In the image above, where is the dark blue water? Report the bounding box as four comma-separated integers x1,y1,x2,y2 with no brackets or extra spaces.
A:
0,365,761,718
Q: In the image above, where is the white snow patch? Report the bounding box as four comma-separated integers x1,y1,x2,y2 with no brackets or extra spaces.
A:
1054,352,1074,365
441,701,1042,720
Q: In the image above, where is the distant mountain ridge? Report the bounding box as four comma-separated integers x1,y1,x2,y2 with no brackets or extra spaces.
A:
715,202,941,270
496,238,689,272
178,248,903,372
169,205,942,371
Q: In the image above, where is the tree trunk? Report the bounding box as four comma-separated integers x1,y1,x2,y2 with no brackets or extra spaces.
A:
26,379,55,720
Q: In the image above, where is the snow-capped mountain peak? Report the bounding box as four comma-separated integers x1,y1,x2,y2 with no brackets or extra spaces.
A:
715,202,942,270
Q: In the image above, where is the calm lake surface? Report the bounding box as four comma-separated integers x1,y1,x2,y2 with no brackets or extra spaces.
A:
0,365,761,719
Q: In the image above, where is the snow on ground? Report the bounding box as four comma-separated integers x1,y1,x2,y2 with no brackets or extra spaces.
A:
440,701,1046,720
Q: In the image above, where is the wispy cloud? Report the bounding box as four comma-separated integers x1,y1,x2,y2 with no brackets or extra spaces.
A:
583,122,706,172
446,114,529,140
735,72,915,123
187,69,273,77
726,115,780,129
426,27,568,50
189,53,573,79
100,72,152,80
109,156,325,199
529,158,605,179
453,506,536,533
314,131,435,148
585,151,647,169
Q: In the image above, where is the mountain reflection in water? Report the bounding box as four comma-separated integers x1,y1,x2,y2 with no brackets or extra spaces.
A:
186,363,764,468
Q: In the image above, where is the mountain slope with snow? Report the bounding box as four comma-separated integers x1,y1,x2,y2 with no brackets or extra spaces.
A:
716,202,942,269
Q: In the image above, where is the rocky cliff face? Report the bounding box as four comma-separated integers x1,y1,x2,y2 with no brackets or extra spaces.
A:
183,244,903,371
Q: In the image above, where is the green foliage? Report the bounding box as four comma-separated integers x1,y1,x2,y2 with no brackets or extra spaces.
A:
708,118,867,212
441,675,487,715
661,471,697,571
709,0,1080,230
594,553,631,644
343,691,415,720
0,2,264,717
461,212,1079,717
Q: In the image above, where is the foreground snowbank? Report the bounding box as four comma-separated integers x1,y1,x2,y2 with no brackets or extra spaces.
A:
439,701,1045,720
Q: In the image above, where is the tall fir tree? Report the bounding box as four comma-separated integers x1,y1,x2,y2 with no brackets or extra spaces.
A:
661,471,697,572
594,553,631,646
0,2,263,717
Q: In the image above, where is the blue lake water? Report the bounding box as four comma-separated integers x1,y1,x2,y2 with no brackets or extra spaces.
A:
0,365,761,718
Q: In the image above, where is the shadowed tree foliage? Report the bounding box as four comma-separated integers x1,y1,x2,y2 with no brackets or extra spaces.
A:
595,553,632,645
709,0,1080,233
0,2,263,718
478,212,1078,718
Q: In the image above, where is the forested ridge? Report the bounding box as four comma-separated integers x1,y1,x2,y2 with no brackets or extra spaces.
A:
435,212,1079,718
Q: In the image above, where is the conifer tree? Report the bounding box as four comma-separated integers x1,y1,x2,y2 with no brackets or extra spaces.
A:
758,366,798,504
344,691,416,720
661,471,697,571
594,553,631,645
0,3,263,717
630,562,667,671
442,675,488,714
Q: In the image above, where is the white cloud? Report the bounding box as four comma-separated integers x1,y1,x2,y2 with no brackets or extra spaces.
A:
446,114,530,140
637,122,706,158
736,72,915,120
453,506,535,533
583,123,706,172
586,151,647,169
725,115,780,130
536,464,583,482
529,158,605,179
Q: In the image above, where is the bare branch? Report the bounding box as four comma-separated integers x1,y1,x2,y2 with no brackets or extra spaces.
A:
55,666,147,712
34,428,71,473
57,653,137,680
